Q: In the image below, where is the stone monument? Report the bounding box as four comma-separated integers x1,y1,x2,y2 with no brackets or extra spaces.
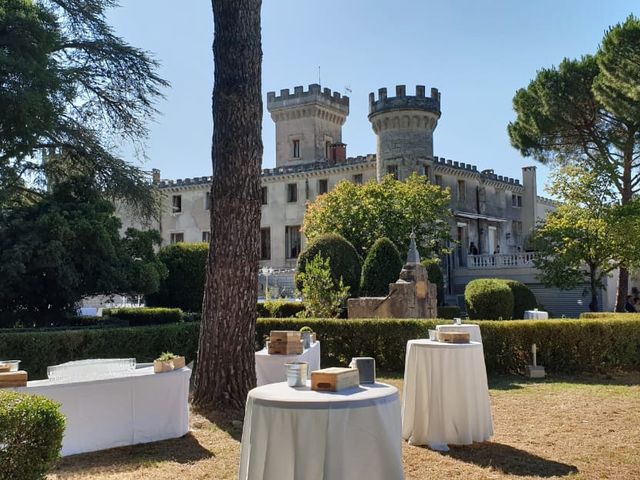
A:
348,233,437,318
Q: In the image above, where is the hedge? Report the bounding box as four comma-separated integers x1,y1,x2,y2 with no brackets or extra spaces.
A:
2,317,639,380
580,312,640,319
360,237,403,296
437,306,461,319
501,279,537,319
0,391,66,480
103,307,183,325
465,278,514,320
257,301,305,318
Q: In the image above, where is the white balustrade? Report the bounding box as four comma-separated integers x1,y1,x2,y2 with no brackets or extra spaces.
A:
467,253,536,269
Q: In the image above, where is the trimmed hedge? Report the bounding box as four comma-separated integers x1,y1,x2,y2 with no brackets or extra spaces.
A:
580,312,640,319
501,279,537,319
258,301,305,318
146,243,208,311
465,279,514,320
437,306,461,319
296,233,362,297
103,307,183,325
0,391,65,480
2,317,639,380
360,237,403,296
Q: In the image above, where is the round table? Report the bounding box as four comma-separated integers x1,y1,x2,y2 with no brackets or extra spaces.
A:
436,324,482,343
239,381,403,480
402,339,493,451
255,341,321,386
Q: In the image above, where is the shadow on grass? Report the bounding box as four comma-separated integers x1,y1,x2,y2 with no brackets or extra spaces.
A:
54,432,213,475
440,442,579,477
489,372,640,391
196,407,245,442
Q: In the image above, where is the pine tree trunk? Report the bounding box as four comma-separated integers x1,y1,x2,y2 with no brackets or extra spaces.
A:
615,149,633,312
193,0,262,410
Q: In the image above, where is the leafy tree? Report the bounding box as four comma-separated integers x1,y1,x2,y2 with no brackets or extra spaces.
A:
303,173,452,259
532,166,640,311
0,177,162,326
295,233,362,297
194,0,262,410
508,16,640,310
297,254,350,318
0,0,167,216
360,237,402,296
121,228,167,297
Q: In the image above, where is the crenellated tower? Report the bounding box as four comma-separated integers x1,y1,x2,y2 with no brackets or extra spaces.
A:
267,84,349,167
368,85,441,181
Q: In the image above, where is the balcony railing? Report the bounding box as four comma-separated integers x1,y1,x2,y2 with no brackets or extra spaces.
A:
467,253,536,269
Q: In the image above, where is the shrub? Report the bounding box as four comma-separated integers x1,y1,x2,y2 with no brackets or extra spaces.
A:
0,391,65,480
297,254,350,318
580,312,640,319
261,301,305,318
500,279,537,319
360,237,403,296
103,307,183,325
146,243,208,312
437,306,461,319
423,259,445,306
465,279,514,320
295,233,362,297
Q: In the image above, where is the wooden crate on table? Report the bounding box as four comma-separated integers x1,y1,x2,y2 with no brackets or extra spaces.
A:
0,370,27,388
267,341,303,355
311,367,359,392
437,331,471,344
270,330,301,344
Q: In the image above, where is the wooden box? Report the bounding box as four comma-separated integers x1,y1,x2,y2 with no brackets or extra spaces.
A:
270,330,301,344
268,341,303,355
0,370,27,388
437,331,471,344
153,356,186,373
311,367,360,392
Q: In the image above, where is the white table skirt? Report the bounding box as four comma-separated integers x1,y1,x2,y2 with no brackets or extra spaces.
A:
14,366,191,456
239,381,404,480
402,340,493,451
255,341,321,386
524,310,549,320
436,324,482,343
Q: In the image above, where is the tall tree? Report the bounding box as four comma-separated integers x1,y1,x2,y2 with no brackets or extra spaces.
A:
0,0,167,216
508,16,640,310
193,0,262,409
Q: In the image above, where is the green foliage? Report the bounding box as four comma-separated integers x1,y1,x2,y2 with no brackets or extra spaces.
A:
437,306,461,319
500,280,537,319
580,312,640,319
0,0,167,216
2,317,640,379
103,307,183,326
297,254,350,318
465,279,514,320
0,177,163,326
299,326,313,332
146,243,208,312
303,174,452,259
260,301,305,318
0,391,65,480
423,259,445,306
157,352,178,361
121,229,167,295
295,233,362,297
360,237,402,296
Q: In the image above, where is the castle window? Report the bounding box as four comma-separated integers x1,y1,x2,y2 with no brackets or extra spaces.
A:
512,194,522,207
287,183,298,203
457,180,466,202
292,139,300,158
202,231,210,242
318,179,328,195
261,186,268,205
261,227,271,260
325,141,331,159
285,225,301,259
387,165,398,179
170,232,184,244
204,193,211,210
353,173,363,185
435,175,443,186
172,195,182,213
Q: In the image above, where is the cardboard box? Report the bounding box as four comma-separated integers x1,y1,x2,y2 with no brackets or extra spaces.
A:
270,330,302,344
268,341,303,355
437,331,471,343
311,367,359,392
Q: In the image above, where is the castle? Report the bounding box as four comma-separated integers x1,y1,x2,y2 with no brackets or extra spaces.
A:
126,83,564,304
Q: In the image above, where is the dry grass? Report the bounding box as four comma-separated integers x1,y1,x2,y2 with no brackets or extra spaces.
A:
49,373,640,480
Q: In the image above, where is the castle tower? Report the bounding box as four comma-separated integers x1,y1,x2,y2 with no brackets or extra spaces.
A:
267,84,349,167
368,85,441,181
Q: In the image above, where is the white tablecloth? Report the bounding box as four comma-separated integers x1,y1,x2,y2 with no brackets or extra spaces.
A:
402,340,493,451
255,341,321,386
436,324,482,343
239,381,404,480
14,366,191,456
524,310,549,320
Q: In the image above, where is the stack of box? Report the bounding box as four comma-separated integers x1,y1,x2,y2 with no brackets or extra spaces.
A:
268,330,303,355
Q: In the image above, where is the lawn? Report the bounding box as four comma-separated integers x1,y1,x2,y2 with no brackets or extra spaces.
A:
48,373,640,480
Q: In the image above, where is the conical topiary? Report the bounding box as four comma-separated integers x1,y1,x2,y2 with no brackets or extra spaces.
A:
360,237,403,296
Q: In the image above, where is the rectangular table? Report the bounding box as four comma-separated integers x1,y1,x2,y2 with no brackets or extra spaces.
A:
524,310,549,320
255,341,321,386
14,366,191,456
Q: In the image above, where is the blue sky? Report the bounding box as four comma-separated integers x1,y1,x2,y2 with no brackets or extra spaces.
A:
108,1,637,195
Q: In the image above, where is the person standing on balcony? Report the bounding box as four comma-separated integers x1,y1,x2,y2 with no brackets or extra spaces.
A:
469,242,478,255
493,245,501,255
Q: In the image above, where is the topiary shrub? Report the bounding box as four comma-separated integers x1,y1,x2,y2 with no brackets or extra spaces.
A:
146,243,208,312
465,278,514,320
295,233,362,297
263,300,306,318
103,307,183,325
360,237,402,296
500,279,537,319
0,391,66,480
423,259,445,306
